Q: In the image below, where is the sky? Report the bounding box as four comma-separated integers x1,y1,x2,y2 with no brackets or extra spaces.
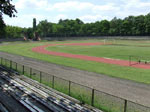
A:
3,0,150,28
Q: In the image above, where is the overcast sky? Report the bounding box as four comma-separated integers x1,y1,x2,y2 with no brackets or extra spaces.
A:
3,0,150,28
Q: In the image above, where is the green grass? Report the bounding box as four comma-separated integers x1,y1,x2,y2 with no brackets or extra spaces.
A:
46,44,150,60
0,39,150,84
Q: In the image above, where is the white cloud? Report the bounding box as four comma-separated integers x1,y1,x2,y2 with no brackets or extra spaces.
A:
79,15,110,23
92,3,120,13
47,1,93,12
4,14,48,27
55,14,68,20
4,0,150,27
50,14,68,22
47,1,119,13
121,0,150,11
15,0,48,9
114,0,150,18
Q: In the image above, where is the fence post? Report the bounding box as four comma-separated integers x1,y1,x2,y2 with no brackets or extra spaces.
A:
16,63,17,71
22,65,24,74
5,59,6,66
10,60,12,69
68,81,71,96
91,89,95,106
1,57,2,65
40,72,42,83
52,76,54,88
30,68,32,78
124,100,127,112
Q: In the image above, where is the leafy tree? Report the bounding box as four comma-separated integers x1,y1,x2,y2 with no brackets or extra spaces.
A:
3,12,150,39
0,15,5,38
121,20,130,35
109,17,122,36
145,13,150,35
24,28,33,39
100,20,110,35
36,20,53,37
33,18,37,32
5,25,23,38
0,0,17,38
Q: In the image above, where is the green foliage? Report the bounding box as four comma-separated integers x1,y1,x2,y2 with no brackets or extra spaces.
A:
33,18,37,32
0,16,5,38
0,0,17,38
23,27,34,39
2,12,150,39
0,0,17,17
30,13,150,38
5,25,23,38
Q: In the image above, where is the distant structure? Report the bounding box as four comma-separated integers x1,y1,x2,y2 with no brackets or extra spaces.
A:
33,32,41,41
23,18,41,41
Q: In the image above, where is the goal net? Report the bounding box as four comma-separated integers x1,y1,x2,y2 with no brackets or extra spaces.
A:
129,56,150,66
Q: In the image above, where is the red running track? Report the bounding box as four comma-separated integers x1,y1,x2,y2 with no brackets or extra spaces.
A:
32,42,150,69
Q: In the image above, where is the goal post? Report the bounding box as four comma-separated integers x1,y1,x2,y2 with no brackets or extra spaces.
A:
129,55,150,66
102,38,116,45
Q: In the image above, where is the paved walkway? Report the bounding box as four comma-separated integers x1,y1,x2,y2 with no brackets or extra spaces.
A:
0,52,150,107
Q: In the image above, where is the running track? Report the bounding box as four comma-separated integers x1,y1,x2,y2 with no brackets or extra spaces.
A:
32,42,150,69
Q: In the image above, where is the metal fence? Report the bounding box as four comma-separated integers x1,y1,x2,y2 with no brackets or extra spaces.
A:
0,57,150,112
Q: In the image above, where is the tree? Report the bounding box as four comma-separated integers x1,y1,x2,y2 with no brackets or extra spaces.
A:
145,13,150,35
109,17,122,36
33,18,36,32
100,20,110,35
121,20,130,35
0,15,5,37
0,0,17,38
5,25,23,38
136,15,145,35
0,0,17,17
37,20,52,37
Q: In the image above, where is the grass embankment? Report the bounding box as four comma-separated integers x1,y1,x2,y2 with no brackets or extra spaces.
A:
0,40,150,84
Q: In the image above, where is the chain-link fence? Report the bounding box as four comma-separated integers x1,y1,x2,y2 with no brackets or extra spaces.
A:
0,57,149,112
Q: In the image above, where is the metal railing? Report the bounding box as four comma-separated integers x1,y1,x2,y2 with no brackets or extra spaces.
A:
0,57,150,112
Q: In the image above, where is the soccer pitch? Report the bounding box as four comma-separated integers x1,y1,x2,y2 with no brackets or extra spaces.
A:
0,39,150,84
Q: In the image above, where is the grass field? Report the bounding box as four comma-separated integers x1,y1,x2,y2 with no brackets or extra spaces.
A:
0,39,150,84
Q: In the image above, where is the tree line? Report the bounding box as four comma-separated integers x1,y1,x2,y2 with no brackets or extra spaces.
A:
1,13,150,39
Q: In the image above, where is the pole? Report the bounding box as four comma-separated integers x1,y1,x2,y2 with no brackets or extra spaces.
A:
91,89,95,106
69,81,71,96
22,65,24,74
52,76,54,88
124,100,127,112
5,59,7,67
16,63,17,71
10,60,12,69
30,68,32,78
40,72,42,83
1,57,2,65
